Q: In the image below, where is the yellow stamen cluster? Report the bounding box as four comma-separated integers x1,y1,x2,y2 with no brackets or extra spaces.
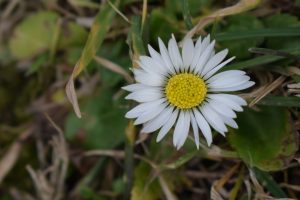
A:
165,73,207,109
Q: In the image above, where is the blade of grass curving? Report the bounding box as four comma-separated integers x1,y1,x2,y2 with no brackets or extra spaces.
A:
224,47,300,70
65,0,120,118
253,168,287,198
182,0,262,41
124,17,145,199
215,27,300,41
128,16,145,68
257,96,300,107
161,151,197,170
141,0,148,30
180,0,193,30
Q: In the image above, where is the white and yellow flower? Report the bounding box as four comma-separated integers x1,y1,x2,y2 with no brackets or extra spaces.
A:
123,35,254,149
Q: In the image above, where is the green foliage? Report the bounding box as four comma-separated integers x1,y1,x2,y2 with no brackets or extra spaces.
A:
149,9,179,43
264,13,300,49
219,14,264,59
131,162,162,200
165,0,213,16
257,96,300,107
65,89,127,149
9,11,87,59
229,106,298,171
71,0,120,77
253,168,287,198
80,186,106,200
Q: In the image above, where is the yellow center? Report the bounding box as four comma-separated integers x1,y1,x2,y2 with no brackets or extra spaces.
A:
165,73,207,109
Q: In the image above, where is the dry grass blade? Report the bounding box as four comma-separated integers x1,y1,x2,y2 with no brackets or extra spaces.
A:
249,76,286,107
0,127,33,184
248,168,267,200
66,73,82,118
27,115,69,200
141,0,148,30
94,56,134,83
65,0,120,118
107,0,130,23
158,176,178,200
211,183,225,200
182,0,262,42
84,149,125,158
215,163,240,190
26,165,54,200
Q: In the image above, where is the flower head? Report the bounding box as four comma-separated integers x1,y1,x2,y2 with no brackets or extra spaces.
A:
123,35,254,149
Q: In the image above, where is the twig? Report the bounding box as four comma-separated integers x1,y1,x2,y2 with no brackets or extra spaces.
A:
0,127,33,184
94,56,134,83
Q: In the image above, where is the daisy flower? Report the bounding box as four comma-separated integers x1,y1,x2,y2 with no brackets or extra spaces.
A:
123,35,254,149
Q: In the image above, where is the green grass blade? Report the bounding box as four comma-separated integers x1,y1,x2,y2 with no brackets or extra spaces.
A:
257,96,300,107
215,27,300,41
66,0,120,118
225,47,300,70
253,168,287,198
181,0,193,30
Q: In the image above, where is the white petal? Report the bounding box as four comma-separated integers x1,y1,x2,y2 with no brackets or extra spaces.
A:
200,103,227,135
209,81,255,92
209,75,250,89
134,102,167,125
207,99,237,118
156,109,179,142
206,70,246,84
158,37,176,74
207,94,244,112
182,38,194,70
134,69,164,86
142,106,173,133
173,111,190,149
168,36,183,72
190,35,210,70
195,36,202,48
201,49,228,76
148,44,168,72
193,108,212,146
194,40,216,74
220,115,238,129
125,98,165,118
139,56,166,75
122,83,149,92
125,88,163,102
190,112,200,149
203,57,235,80
225,95,247,106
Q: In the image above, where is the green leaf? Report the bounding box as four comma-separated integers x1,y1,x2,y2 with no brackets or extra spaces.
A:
25,54,48,76
72,0,120,77
224,47,300,70
80,186,106,200
264,13,300,50
218,13,264,59
253,168,287,198
131,162,162,200
215,27,300,41
229,106,298,171
65,0,120,118
57,21,88,49
149,9,179,43
180,0,193,30
9,12,58,59
162,151,197,170
257,96,300,107
9,11,87,59
129,16,146,57
65,89,126,149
